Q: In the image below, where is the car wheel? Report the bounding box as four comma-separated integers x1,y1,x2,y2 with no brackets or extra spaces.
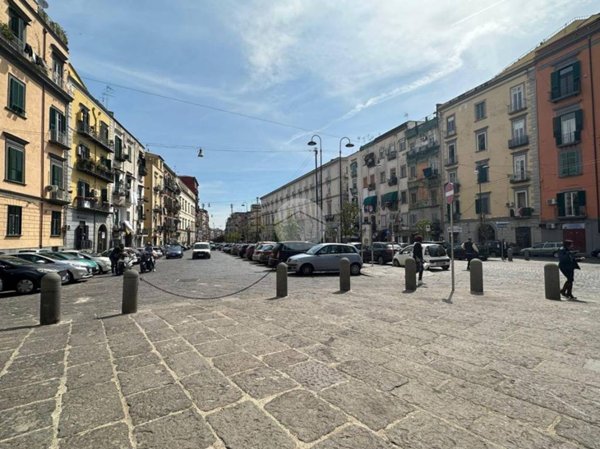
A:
207,255,211,259
442,266,450,270
16,278,36,294
377,256,384,265
392,259,400,267
66,271,74,283
300,264,313,276
350,263,361,276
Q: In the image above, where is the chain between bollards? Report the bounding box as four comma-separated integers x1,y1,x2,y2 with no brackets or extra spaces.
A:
40,272,61,325
276,263,288,298
339,258,351,292
122,270,139,314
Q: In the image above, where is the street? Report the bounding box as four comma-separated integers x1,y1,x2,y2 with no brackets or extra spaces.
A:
0,251,599,448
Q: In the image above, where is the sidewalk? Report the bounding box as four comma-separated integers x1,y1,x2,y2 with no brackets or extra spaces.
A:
1,261,599,448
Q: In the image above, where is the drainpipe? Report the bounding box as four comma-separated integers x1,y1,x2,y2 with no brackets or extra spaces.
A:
39,29,48,248
589,37,600,236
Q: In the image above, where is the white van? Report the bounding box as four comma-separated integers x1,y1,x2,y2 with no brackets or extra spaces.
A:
192,242,211,259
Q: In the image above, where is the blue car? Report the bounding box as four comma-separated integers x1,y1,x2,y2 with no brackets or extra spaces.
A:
165,244,183,259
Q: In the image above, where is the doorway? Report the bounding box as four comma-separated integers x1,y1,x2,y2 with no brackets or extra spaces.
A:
97,225,108,253
515,226,531,249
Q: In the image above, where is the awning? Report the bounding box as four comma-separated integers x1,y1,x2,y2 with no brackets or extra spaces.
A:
363,196,377,207
381,191,398,204
123,221,134,235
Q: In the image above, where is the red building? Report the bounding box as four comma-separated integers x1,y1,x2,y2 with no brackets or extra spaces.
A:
536,15,600,254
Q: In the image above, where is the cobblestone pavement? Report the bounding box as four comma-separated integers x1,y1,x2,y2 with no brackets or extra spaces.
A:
0,251,599,448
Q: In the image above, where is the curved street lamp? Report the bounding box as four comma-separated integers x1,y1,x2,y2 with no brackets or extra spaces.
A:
339,137,354,242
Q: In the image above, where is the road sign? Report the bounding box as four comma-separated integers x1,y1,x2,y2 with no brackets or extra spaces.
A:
496,221,509,228
445,182,454,204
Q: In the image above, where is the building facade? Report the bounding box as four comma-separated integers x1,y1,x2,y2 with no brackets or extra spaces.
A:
535,15,600,254
177,179,196,246
143,153,165,246
178,175,200,243
1,0,73,252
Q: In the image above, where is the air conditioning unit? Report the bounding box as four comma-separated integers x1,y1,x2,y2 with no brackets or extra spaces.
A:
90,189,98,197
45,185,59,192
547,198,557,206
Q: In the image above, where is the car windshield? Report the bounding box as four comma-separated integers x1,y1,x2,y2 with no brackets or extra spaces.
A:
0,256,36,266
194,243,209,249
307,244,325,255
45,253,68,260
55,252,79,260
428,245,447,257
169,245,182,251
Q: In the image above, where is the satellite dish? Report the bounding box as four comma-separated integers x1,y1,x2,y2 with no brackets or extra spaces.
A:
39,0,49,8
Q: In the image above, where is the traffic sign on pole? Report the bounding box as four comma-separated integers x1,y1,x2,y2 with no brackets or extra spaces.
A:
445,182,454,204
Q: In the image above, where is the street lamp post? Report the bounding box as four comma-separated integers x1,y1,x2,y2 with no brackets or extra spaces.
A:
308,135,323,242
338,137,354,242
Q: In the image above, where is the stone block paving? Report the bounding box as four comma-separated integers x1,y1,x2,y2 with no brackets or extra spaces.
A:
0,256,599,448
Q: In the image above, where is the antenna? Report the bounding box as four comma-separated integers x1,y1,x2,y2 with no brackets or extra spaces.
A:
101,85,114,108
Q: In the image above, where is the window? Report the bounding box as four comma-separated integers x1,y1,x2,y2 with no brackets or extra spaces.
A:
77,180,91,198
410,213,417,225
475,194,490,215
551,62,581,100
8,76,26,115
410,192,417,205
362,177,368,188
115,136,124,158
476,163,489,183
510,84,525,112
400,191,407,204
515,191,528,209
379,172,386,184
390,168,397,178
554,111,582,146
7,205,22,236
400,165,407,178
559,149,581,177
474,101,486,121
511,118,525,139
51,211,61,236
369,174,375,185
513,154,527,181
430,189,438,206
446,115,456,136
8,8,26,42
100,121,109,141
5,141,25,184
446,141,456,164
49,107,67,143
448,171,457,184
409,166,416,179
558,191,586,217
399,139,406,151
52,54,64,86
476,129,487,151
50,160,64,188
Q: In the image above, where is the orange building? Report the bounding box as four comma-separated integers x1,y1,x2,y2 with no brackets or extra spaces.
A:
535,15,600,254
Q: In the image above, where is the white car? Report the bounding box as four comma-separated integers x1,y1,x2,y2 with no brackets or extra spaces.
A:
62,250,112,274
392,243,450,270
192,242,211,259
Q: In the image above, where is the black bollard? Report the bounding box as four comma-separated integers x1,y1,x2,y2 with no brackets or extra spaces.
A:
524,250,530,261
544,264,561,300
405,257,417,292
276,263,288,298
470,259,483,295
40,272,61,325
339,257,351,292
122,270,139,314
507,247,513,262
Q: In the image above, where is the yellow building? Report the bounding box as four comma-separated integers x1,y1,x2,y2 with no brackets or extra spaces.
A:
0,0,72,251
144,153,165,246
66,67,115,251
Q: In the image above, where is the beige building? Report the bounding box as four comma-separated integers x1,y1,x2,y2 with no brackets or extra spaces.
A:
177,178,196,246
1,0,72,251
143,153,165,246
437,54,541,247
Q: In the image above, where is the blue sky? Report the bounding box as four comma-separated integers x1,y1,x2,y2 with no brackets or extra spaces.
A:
47,0,596,228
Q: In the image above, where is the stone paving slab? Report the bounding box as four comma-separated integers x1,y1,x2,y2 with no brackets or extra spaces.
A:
1,255,600,448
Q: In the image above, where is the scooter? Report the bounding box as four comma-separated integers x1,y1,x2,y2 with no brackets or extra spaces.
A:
115,255,134,276
139,252,155,273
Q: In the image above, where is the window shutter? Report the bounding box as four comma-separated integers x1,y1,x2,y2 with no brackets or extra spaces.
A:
572,61,581,92
49,108,57,130
577,190,586,206
553,117,562,145
574,109,583,142
17,82,24,111
550,71,560,99
13,149,23,181
9,79,17,109
557,193,565,217
59,112,66,132
475,198,481,214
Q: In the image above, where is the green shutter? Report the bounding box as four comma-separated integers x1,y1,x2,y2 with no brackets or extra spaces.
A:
557,193,565,217
577,190,586,206
49,108,57,130
7,147,24,182
574,109,583,142
550,71,560,99
17,81,24,112
572,61,581,92
553,117,562,145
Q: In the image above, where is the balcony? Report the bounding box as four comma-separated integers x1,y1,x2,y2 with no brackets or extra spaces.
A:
112,189,131,205
509,171,531,183
46,188,71,205
558,131,581,147
508,134,529,149
445,128,456,138
153,185,162,192
75,197,111,214
514,207,534,218
508,100,527,114
48,129,70,150
75,158,115,183
407,143,440,161
368,182,376,191
364,153,376,167
114,151,129,162
387,150,397,161
76,121,114,152
550,82,580,102
388,176,398,186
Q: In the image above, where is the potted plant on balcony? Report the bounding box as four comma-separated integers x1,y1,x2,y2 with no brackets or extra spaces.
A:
0,23,14,41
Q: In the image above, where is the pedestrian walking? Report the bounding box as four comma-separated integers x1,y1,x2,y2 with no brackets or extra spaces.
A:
413,235,424,285
559,240,580,300
462,238,478,270
109,245,122,274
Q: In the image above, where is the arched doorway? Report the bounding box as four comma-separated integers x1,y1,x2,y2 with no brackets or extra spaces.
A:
97,225,108,253
75,222,90,250
478,223,496,242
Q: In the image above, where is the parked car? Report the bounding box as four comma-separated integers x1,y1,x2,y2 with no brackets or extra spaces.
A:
521,242,563,258
15,253,93,282
61,250,112,274
246,244,257,260
165,244,183,259
392,243,450,270
17,249,51,254
223,244,232,253
239,244,250,258
361,242,403,264
47,251,100,274
268,241,314,267
256,244,275,264
0,256,68,294
192,242,211,259
286,243,362,275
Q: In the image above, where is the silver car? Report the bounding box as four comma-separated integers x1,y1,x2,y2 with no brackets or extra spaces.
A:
61,250,111,274
14,253,91,283
287,243,362,275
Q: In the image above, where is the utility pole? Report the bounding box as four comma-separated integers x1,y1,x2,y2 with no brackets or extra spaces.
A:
255,196,259,241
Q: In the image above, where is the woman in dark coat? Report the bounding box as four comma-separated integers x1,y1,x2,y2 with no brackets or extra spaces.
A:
558,240,579,299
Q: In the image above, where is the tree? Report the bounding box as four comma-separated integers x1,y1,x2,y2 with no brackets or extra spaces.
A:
340,202,360,241
415,219,432,239
225,231,240,243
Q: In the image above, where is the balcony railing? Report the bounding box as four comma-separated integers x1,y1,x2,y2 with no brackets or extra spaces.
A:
445,156,458,166
75,158,115,183
509,171,531,183
49,128,70,149
75,197,111,214
508,100,526,114
508,134,529,149
388,176,398,186
559,131,581,146
76,121,114,152
550,82,580,102
387,150,397,161
46,188,71,205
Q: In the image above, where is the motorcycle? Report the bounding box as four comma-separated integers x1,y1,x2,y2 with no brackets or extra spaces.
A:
115,254,134,276
139,252,155,273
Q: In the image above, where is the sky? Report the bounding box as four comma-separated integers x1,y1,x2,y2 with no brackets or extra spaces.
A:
46,0,597,229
